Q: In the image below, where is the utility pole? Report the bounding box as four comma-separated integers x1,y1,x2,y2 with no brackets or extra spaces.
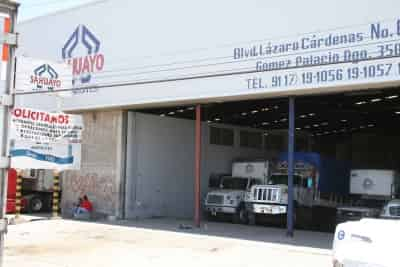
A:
0,1,19,266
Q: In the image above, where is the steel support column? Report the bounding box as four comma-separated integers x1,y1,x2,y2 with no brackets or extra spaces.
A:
194,105,201,227
287,97,295,237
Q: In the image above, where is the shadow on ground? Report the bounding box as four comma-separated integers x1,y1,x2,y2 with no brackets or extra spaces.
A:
13,214,333,251
82,217,334,251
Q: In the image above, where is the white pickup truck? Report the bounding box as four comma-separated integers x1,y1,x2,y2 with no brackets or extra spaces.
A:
204,161,267,223
380,199,400,219
333,218,398,267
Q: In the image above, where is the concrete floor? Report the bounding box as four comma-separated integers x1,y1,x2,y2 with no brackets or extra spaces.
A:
4,216,333,267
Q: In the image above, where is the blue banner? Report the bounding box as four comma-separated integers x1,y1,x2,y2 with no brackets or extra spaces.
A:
10,149,74,165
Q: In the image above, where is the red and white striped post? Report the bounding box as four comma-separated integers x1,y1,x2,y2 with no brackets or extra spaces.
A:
0,3,20,267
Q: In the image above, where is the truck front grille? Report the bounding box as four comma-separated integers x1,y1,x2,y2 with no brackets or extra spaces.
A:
253,187,280,202
389,206,400,216
207,194,224,204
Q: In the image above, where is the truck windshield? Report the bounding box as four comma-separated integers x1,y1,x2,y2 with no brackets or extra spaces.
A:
221,177,248,190
269,175,304,186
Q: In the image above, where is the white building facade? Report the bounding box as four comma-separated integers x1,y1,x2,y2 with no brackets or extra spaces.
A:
16,0,400,219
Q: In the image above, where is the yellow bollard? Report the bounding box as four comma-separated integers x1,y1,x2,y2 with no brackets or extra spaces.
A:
52,171,61,218
15,169,23,219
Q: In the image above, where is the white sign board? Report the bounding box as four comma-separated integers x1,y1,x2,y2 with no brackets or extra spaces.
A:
15,1,400,110
10,141,81,170
14,56,71,94
54,18,400,110
10,107,83,143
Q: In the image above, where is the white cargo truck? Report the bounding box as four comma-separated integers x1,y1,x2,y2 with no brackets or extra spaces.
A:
336,169,400,223
245,160,315,225
204,161,268,223
245,153,348,229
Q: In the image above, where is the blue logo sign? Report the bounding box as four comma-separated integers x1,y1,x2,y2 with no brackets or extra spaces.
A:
363,178,374,190
30,64,61,91
337,230,345,240
62,24,105,86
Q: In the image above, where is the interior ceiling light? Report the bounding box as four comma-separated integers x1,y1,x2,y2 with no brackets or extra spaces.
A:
333,130,337,133
261,122,270,126
262,108,270,111
308,113,316,116
251,110,258,114
274,120,279,123
355,101,367,105
316,133,322,136
241,112,248,116
263,132,269,136
359,125,365,129
321,122,328,126
296,128,301,130
386,95,399,99
281,118,287,122
177,109,184,113
304,125,311,129
324,131,330,134
313,124,319,127
214,118,221,121
341,119,347,122
395,111,400,114
370,98,382,102
300,114,307,118
273,105,279,109
207,120,212,123
168,111,175,115
160,114,166,117
187,107,195,110
368,124,374,127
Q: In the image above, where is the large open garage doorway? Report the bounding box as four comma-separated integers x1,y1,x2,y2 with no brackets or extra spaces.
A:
123,86,400,234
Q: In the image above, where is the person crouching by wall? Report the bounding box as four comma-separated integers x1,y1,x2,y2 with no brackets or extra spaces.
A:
73,195,93,219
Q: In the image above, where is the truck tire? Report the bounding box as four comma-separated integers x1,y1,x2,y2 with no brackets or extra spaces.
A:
295,207,305,229
29,197,44,213
248,212,256,225
233,204,248,224
204,211,216,221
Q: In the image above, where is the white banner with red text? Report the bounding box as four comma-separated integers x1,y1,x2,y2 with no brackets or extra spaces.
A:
10,107,83,144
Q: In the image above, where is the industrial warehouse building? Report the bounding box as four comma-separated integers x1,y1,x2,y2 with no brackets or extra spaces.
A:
15,0,400,229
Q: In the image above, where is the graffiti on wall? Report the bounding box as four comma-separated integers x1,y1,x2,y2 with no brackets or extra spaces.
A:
64,172,117,212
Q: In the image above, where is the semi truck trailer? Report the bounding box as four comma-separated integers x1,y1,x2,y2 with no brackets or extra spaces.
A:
7,168,57,213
